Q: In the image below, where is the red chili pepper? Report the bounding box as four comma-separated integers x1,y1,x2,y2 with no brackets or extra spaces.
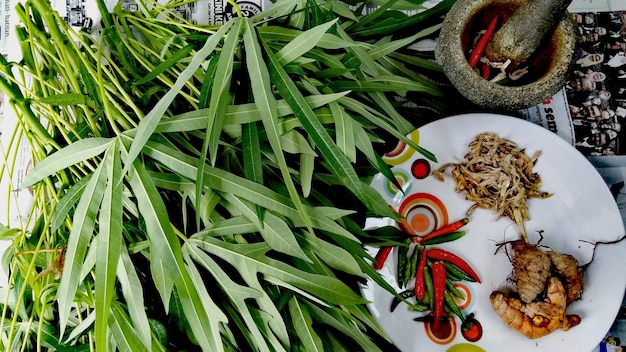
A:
468,15,499,68
481,63,491,79
426,248,481,283
414,247,428,299
431,261,447,332
415,218,469,244
374,246,393,270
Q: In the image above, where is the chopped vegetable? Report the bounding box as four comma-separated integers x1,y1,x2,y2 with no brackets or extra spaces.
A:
433,132,551,242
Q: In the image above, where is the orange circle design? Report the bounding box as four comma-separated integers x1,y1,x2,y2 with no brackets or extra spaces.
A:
453,283,473,311
398,192,449,236
424,315,457,345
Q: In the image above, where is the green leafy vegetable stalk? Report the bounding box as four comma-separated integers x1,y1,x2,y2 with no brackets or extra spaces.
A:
0,0,457,350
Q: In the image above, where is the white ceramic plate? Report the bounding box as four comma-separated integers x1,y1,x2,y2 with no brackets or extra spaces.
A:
362,113,626,352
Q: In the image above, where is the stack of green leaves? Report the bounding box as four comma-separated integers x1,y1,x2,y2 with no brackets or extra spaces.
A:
0,0,456,350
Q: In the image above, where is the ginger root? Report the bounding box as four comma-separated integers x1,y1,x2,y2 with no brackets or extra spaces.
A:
491,240,583,338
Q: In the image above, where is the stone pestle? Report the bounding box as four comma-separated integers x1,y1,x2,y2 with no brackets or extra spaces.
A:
484,0,574,65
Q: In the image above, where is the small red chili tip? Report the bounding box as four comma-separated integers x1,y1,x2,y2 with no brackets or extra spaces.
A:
426,248,481,283
374,246,393,270
468,15,499,68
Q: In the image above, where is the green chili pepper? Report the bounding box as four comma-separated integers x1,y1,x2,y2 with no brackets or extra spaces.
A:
406,245,419,286
446,278,465,299
408,302,429,312
444,290,465,322
421,230,466,245
397,239,410,287
423,264,434,309
442,261,476,282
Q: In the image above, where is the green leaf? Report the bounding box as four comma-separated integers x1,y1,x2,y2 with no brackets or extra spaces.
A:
280,130,317,156
21,137,111,189
367,24,442,60
196,18,242,229
183,253,237,350
368,91,414,135
305,302,382,352
140,140,360,241
329,101,356,163
128,158,227,351
123,20,235,177
299,152,315,198
242,121,263,184
332,74,443,96
222,192,310,262
275,19,338,65
195,216,258,237
0,224,20,240
36,93,95,108
259,212,310,262
346,0,401,33
300,231,365,277
336,25,382,77
109,302,150,351
150,92,349,134
190,236,368,306
288,297,324,352
259,26,354,50
199,19,241,164
348,0,455,37
50,175,92,233
116,249,152,348
56,146,109,336
339,96,436,162
95,141,123,352
264,39,395,218
243,19,315,234
184,244,273,350
242,121,265,222
132,44,195,86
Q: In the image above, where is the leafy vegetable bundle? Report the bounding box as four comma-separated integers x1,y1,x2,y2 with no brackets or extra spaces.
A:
0,0,456,350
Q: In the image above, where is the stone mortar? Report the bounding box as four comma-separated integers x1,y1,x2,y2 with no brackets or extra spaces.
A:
435,0,578,110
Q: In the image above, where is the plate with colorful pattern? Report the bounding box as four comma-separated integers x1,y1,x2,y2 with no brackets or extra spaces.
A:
361,113,626,352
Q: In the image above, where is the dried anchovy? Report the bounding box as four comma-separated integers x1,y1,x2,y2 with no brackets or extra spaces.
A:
433,132,551,240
